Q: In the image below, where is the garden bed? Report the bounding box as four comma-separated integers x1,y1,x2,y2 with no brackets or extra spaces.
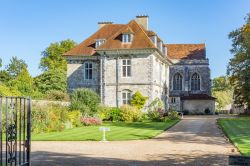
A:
32,120,179,141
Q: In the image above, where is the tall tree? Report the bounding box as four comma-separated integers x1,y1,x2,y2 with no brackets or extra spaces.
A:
33,69,67,94
227,14,250,111
6,56,28,77
10,67,33,96
212,76,233,110
40,39,77,71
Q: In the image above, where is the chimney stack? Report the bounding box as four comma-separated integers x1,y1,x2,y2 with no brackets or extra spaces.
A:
135,15,148,30
98,22,113,29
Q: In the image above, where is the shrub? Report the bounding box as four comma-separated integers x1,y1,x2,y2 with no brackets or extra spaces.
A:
120,105,141,122
168,109,180,120
205,108,211,115
45,90,69,101
67,110,82,128
147,98,165,121
130,91,148,109
32,104,69,133
70,88,100,115
0,84,21,96
80,117,102,126
46,104,68,132
148,108,164,121
97,104,111,120
108,107,122,122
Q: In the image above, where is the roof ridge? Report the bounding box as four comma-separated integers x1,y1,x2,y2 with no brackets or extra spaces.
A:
131,20,156,48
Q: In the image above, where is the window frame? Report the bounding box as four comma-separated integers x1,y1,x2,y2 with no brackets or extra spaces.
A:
122,90,131,105
122,59,132,77
122,34,132,43
191,73,201,91
95,39,105,48
84,62,93,80
173,73,183,90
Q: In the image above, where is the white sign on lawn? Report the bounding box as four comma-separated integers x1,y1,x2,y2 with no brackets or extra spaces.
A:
99,127,110,142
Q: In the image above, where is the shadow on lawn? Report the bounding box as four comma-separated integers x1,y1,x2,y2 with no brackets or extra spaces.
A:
31,151,228,166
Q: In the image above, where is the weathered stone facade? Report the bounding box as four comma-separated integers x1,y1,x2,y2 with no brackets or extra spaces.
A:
168,59,215,113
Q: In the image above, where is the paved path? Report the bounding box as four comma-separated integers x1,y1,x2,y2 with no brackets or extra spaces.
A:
31,116,237,166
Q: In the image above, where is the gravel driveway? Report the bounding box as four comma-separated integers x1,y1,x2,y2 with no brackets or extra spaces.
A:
31,116,237,166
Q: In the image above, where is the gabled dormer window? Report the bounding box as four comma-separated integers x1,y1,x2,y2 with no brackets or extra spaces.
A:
96,39,105,48
122,34,132,43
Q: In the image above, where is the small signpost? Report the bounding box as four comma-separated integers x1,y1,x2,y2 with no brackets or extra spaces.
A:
99,127,110,142
229,155,250,166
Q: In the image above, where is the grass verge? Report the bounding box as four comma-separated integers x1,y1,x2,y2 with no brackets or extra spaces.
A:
218,117,250,156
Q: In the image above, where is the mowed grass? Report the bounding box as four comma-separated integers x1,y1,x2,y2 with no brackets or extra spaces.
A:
32,120,179,141
218,117,250,156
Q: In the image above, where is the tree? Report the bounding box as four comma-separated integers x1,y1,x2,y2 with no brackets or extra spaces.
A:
0,58,2,68
212,76,231,91
33,69,67,94
212,76,233,110
10,67,33,96
131,91,148,109
227,14,250,111
40,39,77,71
6,56,27,77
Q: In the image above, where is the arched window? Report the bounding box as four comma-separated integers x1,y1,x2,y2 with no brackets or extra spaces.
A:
173,73,182,90
191,73,200,90
122,90,131,105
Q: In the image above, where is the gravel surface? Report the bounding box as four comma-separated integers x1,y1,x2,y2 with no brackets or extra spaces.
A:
31,116,238,166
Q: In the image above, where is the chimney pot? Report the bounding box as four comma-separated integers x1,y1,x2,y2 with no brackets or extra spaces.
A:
135,15,148,30
98,22,113,29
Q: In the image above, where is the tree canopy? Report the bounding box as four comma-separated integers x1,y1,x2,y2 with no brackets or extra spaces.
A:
212,76,233,110
227,14,250,110
6,56,28,78
40,39,77,71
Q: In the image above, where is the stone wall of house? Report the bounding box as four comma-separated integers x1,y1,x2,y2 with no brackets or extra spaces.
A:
169,59,212,111
169,59,211,96
182,100,215,114
102,52,169,108
102,53,153,107
66,57,100,93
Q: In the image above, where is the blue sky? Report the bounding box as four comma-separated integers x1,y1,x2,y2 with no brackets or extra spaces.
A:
0,0,249,78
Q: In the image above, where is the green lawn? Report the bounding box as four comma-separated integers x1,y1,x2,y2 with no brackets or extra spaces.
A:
32,120,179,141
218,117,250,156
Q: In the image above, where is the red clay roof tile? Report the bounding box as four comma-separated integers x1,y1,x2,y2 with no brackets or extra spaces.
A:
165,44,206,60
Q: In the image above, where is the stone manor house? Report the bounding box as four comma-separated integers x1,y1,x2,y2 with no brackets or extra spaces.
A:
64,16,215,114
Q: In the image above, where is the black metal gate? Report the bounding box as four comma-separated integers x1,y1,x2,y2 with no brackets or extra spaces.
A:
0,96,31,166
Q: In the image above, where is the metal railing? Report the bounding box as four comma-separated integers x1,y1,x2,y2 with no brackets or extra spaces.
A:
0,96,31,166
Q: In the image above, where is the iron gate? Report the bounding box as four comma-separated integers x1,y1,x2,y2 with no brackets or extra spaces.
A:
0,96,31,166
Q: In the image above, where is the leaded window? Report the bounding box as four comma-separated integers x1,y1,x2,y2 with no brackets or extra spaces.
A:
122,59,131,77
191,73,200,90
84,62,93,80
122,90,131,105
173,73,182,90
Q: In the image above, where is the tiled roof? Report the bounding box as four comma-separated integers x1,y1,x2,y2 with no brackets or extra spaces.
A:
165,44,206,60
64,20,156,56
98,20,156,50
64,24,125,56
181,94,216,100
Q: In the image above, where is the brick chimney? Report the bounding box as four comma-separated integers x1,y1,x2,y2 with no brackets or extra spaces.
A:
135,15,148,30
98,22,113,29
